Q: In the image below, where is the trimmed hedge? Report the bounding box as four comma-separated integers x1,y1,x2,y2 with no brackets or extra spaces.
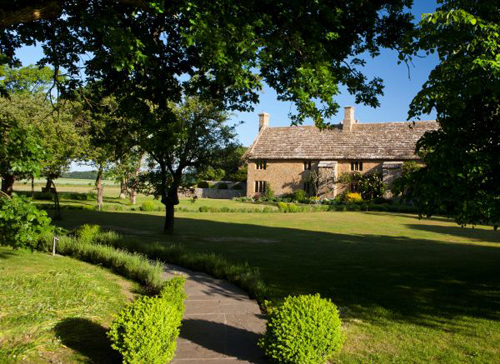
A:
259,294,343,363
38,227,164,293
140,201,157,212
108,276,186,364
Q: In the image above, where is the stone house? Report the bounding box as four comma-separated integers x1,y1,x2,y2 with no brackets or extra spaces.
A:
244,107,438,198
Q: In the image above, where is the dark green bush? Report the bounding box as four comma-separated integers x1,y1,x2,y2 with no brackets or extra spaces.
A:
108,277,186,364
293,189,307,202
259,294,343,364
199,205,209,212
232,183,243,190
197,181,210,188
140,201,156,212
217,183,228,190
0,194,52,250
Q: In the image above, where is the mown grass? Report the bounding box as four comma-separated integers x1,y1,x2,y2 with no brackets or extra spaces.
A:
0,246,139,363
52,206,500,363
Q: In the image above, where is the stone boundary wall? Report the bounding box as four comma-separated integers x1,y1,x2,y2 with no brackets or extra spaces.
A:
179,188,245,200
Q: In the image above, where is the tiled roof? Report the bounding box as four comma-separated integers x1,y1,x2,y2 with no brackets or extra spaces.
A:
246,121,438,160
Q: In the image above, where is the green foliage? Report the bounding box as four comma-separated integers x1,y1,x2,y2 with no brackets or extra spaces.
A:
0,194,52,250
61,170,98,180
358,173,386,200
108,277,186,364
75,224,102,243
265,184,275,200
197,181,210,188
404,2,500,227
293,189,307,202
278,202,299,213
391,161,421,197
217,182,228,190
0,95,46,192
140,201,157,212
259,294,343,364
231,183,243,190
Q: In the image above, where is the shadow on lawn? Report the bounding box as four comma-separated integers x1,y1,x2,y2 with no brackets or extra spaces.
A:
54,318,121,364
55,210,500,332
180,318,266,362
407,223,499,242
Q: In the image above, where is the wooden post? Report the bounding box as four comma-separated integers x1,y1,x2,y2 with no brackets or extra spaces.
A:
52,236,59,256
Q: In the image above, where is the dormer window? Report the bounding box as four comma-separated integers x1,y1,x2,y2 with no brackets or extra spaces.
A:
303,161,312,170
256,160,267,170
351,161,363,171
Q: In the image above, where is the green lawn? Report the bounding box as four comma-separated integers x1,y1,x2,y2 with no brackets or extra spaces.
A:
52,207,500,363
0,247,138,364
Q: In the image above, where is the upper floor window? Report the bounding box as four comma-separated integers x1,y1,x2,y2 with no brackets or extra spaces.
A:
351,161,363,171
256,160,267,170
304,160,312,170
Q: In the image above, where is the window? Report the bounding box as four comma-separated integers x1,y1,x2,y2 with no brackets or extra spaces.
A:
256,160,267,170
254,181,266,193
350,161,363,171
303,160,312,170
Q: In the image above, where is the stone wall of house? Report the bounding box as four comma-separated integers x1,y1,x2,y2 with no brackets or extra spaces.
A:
246,158,399,198
247,159,315,197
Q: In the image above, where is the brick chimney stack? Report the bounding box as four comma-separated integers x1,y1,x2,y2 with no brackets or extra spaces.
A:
343,106,356,132
259,112,270,131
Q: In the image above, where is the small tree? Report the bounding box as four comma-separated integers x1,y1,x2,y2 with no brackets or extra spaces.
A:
0,96,45,195
134,97,239,233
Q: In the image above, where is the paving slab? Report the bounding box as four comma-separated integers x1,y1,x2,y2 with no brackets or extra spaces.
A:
164,264,267,364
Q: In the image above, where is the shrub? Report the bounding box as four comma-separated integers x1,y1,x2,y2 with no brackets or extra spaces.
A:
264,184,275,201
277,202,298,213
108,277,186,364
293,189,307,202
259,294,343,364
197,181,210,188
217,183,228,190
76,224,102,243
140,201,156,212
232,183,243,190
345,192,363,204
199,205,209,212
0,194,52,250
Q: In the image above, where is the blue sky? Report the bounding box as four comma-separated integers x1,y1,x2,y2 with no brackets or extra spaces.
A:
16,0,439,152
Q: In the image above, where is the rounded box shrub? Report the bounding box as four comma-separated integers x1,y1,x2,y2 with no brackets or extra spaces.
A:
140,201,156,212
108,277,186,364
293,189,307,202
259,294,343,364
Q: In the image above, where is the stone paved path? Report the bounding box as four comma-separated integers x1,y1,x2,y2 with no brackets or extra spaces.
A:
163,264,267,364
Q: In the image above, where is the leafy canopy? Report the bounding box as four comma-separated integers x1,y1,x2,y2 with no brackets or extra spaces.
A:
404,0,500,227
2,0,414,125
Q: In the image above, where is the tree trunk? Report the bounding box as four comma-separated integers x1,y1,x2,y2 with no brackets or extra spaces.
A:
45,178,52,191
130,189,137,205
119,179,127,199
162,182,180,234
1,174,15,196
164,203,175,234
96,168,104,210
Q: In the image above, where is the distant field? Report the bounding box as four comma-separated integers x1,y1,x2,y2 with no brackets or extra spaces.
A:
17,178,118,186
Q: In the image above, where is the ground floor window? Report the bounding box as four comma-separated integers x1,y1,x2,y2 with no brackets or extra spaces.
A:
255,181,266,193
304,181,312,195
351,161,363,171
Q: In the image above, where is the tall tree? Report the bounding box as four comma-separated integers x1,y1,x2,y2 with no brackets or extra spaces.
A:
2,1,414,126
404,1,500,228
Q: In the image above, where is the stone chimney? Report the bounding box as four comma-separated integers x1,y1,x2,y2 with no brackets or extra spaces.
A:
343,106,356,132
259,112,270,131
